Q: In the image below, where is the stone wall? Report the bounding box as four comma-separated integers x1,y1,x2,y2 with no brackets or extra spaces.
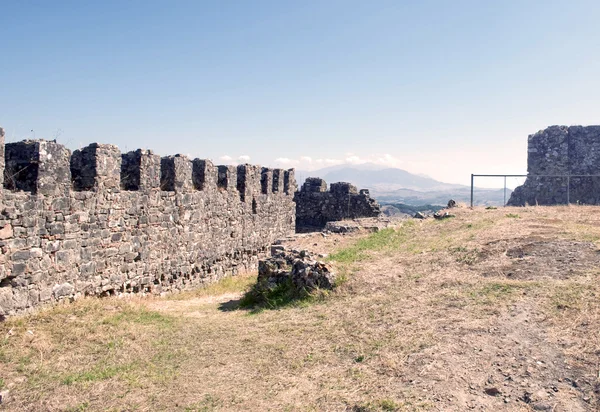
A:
508,126,600,206
0,133,295,316
294,178,381,232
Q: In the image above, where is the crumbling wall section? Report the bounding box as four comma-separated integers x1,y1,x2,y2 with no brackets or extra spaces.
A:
508,126,600,206
0,136,296,316
294,178,380,232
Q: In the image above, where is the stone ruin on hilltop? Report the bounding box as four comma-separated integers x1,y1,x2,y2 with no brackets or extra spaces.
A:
294,177,381,232
508,125,600,206
0,127,381,316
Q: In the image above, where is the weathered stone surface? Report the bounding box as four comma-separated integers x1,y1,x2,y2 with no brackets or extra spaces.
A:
256,247,336,293
121,149,161,191
0,137,296,316
4,140,71,195
295,179,380,231
508,126,600,205
160,155,192,192
71,143,121,191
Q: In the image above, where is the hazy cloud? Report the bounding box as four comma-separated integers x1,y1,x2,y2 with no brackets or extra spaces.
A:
238,155,251,163
275,157,300,166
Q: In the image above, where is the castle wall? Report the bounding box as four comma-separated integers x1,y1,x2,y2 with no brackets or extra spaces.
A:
508,126,600,205
0,133,295,316
294,178,380,232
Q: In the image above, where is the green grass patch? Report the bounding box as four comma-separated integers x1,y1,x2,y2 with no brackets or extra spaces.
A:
467,281,534,306
64,402,90,412
168,274,257,300
238,277,325,311
450,246,481,265
505,213,520,218
103,307,175,328
329,223,416,264
62,362,136,386
549,282,593,311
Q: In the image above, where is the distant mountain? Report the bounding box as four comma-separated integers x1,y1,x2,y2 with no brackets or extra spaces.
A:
296,165,511,206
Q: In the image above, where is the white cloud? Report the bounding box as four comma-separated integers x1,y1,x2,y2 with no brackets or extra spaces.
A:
373,153,400,167
345,155,361,164
238,155,251,163
274,157,300,166
219,155,233,162
299,156,312,163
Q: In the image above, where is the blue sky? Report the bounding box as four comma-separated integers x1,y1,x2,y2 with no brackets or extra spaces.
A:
2,0,600,185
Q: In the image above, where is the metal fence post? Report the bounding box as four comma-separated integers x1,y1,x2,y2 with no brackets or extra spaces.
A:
470,174,474,208
567,176,570,205
503,176,507,207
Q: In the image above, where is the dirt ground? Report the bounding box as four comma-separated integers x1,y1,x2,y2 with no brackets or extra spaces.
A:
0,206,599,411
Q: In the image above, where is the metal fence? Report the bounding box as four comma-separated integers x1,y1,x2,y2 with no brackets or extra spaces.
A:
470,174,600,208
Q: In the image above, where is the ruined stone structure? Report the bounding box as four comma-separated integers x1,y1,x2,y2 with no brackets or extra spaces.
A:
0,128,296,316
508,126,600,206
294,178,381,232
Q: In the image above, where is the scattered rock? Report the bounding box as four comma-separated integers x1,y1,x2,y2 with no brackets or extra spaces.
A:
484,387,501,396
434,212,455,220
414,212,426,219
255,247,336,295
447,199,457,208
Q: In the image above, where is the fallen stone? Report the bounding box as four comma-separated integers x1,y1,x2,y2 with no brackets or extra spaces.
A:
484,387,501,396
414,212,426,219
447,199,457,208
255,249,336,296
434,212,455,220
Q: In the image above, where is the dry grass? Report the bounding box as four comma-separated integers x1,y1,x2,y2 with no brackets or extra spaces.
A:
1,206,599,411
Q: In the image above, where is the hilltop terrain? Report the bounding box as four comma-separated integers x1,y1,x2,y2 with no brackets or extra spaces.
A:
0,207,599,411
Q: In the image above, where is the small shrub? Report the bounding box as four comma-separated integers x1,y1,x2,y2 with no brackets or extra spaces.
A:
239,278,319,311
505,213,520,218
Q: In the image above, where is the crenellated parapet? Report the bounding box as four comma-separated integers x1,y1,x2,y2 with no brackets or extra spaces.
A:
0,140,295,203
294,178,380,232
0,137,295,316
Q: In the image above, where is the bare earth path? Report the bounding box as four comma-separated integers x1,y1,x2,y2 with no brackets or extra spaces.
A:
0,206,599,411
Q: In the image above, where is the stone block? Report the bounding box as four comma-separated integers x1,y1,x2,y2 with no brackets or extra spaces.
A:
160,155,192,192
121,149,161,191
4,140,71,195
71,143,121,191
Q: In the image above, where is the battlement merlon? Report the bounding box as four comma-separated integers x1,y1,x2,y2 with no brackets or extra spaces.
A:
217,165,238,192
237,164,261,202
283,169,296,195
330,182,358,195
301,177,327,192
272,169,285,193
192,159,217,191
261,167,273,195
121,149,161,191
5,140,71,196
71,143,121,191
161,155,193,192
